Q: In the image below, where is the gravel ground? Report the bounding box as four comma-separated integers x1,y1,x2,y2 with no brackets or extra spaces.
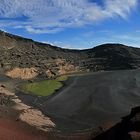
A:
17,70,140,132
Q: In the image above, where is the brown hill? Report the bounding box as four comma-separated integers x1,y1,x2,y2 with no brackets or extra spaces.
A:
0,30,140,78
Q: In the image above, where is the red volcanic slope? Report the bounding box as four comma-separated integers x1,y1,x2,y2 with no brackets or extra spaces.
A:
0,118,48,140
0,118,93,140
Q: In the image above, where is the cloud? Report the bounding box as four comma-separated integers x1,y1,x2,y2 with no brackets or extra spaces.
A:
0,0,138,34
25,26,64,34
46,41,83,50
113,34,140,43
104,0,138,18
92,32,140,48
112,34,140,47
33,39,82,49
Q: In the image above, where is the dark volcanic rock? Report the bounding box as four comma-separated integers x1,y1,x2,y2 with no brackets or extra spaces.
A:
92,106,140,140
0,30,140,76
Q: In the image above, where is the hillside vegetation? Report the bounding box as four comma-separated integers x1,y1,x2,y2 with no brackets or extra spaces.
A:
20,76,68,96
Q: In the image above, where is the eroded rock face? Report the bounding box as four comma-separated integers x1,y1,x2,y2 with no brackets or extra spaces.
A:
6,67,38,80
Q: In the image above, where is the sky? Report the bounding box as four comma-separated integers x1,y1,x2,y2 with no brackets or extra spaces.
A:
0,0,139,49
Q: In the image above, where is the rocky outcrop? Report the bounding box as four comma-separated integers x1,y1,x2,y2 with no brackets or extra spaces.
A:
6,67,38,80
92,106,140,140
45,58,80,76
46,69,56,78
19,109,55,131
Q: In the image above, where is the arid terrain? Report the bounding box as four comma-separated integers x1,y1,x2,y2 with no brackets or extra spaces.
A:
16,70,140,132
1,30,140,78
0,30,140,140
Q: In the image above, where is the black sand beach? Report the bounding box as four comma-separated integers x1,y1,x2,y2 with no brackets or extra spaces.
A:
16,70,140,132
